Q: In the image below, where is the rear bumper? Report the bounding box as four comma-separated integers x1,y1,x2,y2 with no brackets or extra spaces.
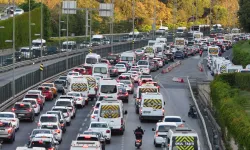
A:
88,94,96,98
16,113,33,119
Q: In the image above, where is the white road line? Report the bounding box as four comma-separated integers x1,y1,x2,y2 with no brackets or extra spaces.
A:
82,123,85,126
79,128,82,131
84,118,87,121
87,113,90,117
121,135,125,150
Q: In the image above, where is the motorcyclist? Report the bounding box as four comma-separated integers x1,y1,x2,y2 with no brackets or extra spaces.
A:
134,126,144,140
199,50,203,57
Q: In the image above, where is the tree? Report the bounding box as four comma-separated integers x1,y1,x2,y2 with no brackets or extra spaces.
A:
238,0,250,32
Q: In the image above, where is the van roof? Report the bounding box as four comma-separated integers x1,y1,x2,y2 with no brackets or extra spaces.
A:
86,53,100,57
32,39,46,43
92,35,104,38
93,63,109,67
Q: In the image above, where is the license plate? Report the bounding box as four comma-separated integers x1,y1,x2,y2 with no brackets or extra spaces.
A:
143,111,150,113
136,142,140,144
18,114,25,116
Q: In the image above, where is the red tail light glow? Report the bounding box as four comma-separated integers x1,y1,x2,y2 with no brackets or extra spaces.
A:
155,131,158,136
55,129,61,133
27,109,32,112
125,93,128,96
106,130,110,133
7,128,12,134
91,115,95,119
11,108,16,112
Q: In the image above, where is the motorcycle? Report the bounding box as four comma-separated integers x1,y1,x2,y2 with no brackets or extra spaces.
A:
133,130,145,149
188,104,197,118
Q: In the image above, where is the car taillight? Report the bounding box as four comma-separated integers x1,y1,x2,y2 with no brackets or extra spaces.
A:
60,123,64,127
162,109,165,115
106,130,110,133
37,123,40,126
48,148,55,150
37,98,41,103
11,108,16,112
91,115,95,119
27,109,32,112
33,104,37,108
121,118,123,125
125,92,128,96
140,108,142,114
55,129,60,133
7,128,12,134
78,98,83,101
67,112,70,117
155,131,158,136
129,84,132,87
178,124,184,127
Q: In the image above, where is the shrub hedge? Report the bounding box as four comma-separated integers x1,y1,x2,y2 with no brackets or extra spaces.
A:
232,40,250,67
0,6,51,50
211,74,250,149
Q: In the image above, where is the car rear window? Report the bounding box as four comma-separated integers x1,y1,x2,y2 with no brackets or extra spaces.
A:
0,114,14,118
158,125,176,132
25,95,38,99
23,100,36,105
164,118,181,122
52,108,67,113
14,103,30,109
40,116,57,122
91,123,108,128
41,124,58,129
77,136,99,141
56,101,71,107
47,112,61,120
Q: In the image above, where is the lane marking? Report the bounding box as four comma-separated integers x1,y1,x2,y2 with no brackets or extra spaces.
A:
84,118,87,121
87,113,90,117
79,128,82,131
121,135,125,150
82,123,85,126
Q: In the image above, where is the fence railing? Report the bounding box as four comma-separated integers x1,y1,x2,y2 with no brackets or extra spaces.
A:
0,39,149,109
188,77,225,150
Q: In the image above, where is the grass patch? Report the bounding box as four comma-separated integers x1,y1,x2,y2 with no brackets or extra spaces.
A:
232,40,250,67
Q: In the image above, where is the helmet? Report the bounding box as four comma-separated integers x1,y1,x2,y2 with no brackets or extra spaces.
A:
137,126,141,129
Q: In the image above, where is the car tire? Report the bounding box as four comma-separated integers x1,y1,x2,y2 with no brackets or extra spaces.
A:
106,139,111,144
66,122,71,126
10,134,15,143
30,115,34,122
154,140,160,147
35,112,40,116
63,128,66,133
59,138,62,144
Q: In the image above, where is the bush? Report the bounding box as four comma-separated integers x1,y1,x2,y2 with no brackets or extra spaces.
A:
232,40,250,67
0,6,51,50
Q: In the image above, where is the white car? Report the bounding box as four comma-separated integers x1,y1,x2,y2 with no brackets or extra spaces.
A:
162,116,185,127
127,71,139,82
0,112,19,131
115,64,127,73
135,49,144,55
39,122,63,143
152,122,177,147
88,122,111,144
54,99,76,118
22,98,41,115
90,109,99,122
26,90,45,105
67,92,86,108
117,83,125,89
14,8,24,15
38,114,60,127
51,106,72,126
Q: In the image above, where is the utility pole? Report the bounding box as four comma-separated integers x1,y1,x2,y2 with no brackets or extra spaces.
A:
40,0,43,81
12,0,16,98
174,0,177,39
110,0,114,53
29,0,31,59
153,0,156,39
66,1,69,70
195,0,198,25
59,1,62,52
89,10,92,44
85,9,88,42
132,0,135,50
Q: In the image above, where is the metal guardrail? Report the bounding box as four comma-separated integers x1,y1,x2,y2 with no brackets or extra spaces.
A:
187,76,212,150
0,41,134,73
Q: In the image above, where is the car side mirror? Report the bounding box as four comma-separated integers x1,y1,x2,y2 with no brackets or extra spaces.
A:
124,110,128,115
152,128,155,131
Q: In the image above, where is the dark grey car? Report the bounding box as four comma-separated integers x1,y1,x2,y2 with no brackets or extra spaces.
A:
174,51,185,59
12,102,35,122
54,79,66,94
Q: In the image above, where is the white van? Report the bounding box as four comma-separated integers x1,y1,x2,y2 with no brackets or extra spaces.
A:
153,43,165,56
68,76,89,98
85,53,101,67
98,99,127,134
167,128,201,150
120,52,136,66
156,37,167,44
32,39,46,49
227,65,243,73
139,93,165,122
81,75,97,100
92,35,105,46
92,63,109,78
148,40,156,47
16,147,46,150
61,41,77,52
98,78,118,100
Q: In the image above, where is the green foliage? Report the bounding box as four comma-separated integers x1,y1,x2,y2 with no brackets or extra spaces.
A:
19,0,40,12
211,73,250,149
0,8,41,49
232,40,250,67
238,0,250,32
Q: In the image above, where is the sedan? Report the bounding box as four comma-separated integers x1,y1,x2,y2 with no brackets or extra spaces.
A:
162,116,185,127
41,83,58,97
118,87,129,103
109,66,119,77
115,64,127,74
90,109,99,122
88,122,111,144
37,86,54,101
67,92,86,108
0,112,19,131
174,51,185,59
135,49,144,55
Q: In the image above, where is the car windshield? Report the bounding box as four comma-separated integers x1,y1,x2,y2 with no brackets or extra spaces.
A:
94,67,107,74
30,141,53,148
68,72,78,76
91,123,108,128
100,85,117,93
158,125,176,132
56,101,71,107
164,118,181,122
86,58,97,64
119,80,131,84
121,56,133,61
25,95,38,99
40,116,57,122
0,114,14,118
118,88,127,93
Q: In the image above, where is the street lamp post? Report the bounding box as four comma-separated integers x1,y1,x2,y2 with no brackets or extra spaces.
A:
153,0,156,39
132,0,135,50
66,0,69,70
111,0,114,54
59,21,64,53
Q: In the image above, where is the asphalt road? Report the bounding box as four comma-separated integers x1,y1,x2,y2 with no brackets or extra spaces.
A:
1,52,208,150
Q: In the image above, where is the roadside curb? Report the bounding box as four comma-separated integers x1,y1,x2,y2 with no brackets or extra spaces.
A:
161,60,181,74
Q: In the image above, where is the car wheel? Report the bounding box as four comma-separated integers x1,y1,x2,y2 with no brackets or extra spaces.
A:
30,115,34,122
59,138,62,144
106,139,111,144
66,122,71,126
35,112,40,116
10,134,15,143
63,128,66,133
154,140,160,147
